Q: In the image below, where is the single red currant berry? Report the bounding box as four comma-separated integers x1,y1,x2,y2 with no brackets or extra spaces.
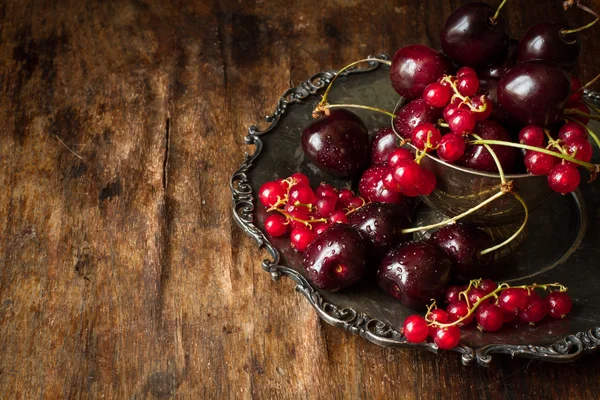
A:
290,172,310,187
412,123,442,151
519,292,548,324
417,169,437,195
264,214,289,237
347,197,364,209
478,279,498,294
448,109,475,134
383,169,403,193
471,95,492,121
423,82,452,108
259,181,287,208
329,210,348,224
443,104,458,122
289,185,316,205
569,101,590,125
446,301,474,326
337,188,354,207
548,164,580,194
427,308,449,337
315,183,338,200
286,204,311,230
388,148,414,168
476,303,504,332
497,288,528,314
392,160,422,197
437,133,466,162
434,326,461,350
315,197,337,217
312,222,330,236
457,66,477,78
276,178,290,191
403,315,429,343
519,126,545,147
445,286,463,305
568,76,583,104
565,138,593,163
457,75,479,96
290,226,315,252
547,292,573,319
467,288,490,305
524,151,557,175
558,122,588,143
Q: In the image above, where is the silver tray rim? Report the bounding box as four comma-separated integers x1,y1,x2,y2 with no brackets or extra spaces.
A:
229,54,600,366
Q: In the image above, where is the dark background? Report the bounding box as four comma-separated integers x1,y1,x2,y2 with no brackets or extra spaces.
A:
0,0,599,398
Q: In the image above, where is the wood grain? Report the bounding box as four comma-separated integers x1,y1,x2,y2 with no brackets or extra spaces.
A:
0,0,599,398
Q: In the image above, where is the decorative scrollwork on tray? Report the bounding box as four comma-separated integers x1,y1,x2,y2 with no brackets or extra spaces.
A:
229,53,600,366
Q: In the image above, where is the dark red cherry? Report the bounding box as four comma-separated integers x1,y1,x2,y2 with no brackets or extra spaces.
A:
377,241,452,310
478,39,518,79
458,120,516,173
302,224,367,291
301,109,369,177
497,62,571,127
394,98,443,139
371,127,398,166
430,223,492,280
440,2,509,68
516,22,581,71
359,166,404,204
390,45,453,99
348,202,411,256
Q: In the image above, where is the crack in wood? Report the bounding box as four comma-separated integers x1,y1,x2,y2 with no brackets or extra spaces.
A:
162,117,170,191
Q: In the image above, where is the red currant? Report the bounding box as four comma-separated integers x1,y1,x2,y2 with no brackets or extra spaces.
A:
403,315,429,343
519,292,547,324
337,188,354,207
519,126,545,147
286,204,311,230
315,197,337,217
468,287,490,305
558,122,588,143
427,308,449,337
359,166,404,204
434,326,461,350
448,109,475,134
289,185,316,205
565,138,593,163
445,286,463,304
568,76,583,104
392,160,423,197
524,151,556,175
258,181,286,208
471,95,492,121
388,148,414,168
437,133,466,162
312,222,330,236
457,66,477,78
548,164,580,194
478,279,498,294
446,301,474,326
290,172,310,187
457,75,479,96
476,303,504,332
417,169,437,195
423,82,452,108
383,169,402,193
547,292,573,319
497,288,528,314
443,104,458,122
315,183,338,200
329,210,348,224
264,214,289,237
412,123,442,151
290,226,315,252
347,196,364,209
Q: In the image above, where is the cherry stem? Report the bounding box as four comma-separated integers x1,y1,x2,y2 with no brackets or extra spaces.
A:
468,139,596,169
565,116,600,149
564,109,600,121
319,58,392,107
319,103,397,119
583,99,600,115
431,281,567,328
400,190,506,234
470,133,507,184
480,192,529,255
490,0,508,24
561,1,599,35
437,120,449,128
576,73,600,92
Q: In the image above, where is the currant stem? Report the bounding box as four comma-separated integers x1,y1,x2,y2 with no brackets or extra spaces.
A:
490,0,508,24
480,192,529,255
583,100,600,115
564,108,600,121
470,133,507,184
468,139,596,169
565,116,600,150
576,73,600,92
400,190,506,234
271,207,327,228
319,58,392,106
320,103,397,119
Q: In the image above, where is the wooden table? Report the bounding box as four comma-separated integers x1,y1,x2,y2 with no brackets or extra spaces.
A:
1,0,599,398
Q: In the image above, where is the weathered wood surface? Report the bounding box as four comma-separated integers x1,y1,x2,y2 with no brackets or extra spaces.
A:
0,0,599,398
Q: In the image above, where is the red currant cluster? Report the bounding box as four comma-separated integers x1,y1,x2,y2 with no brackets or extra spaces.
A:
258,173,366,252
403,279,573,350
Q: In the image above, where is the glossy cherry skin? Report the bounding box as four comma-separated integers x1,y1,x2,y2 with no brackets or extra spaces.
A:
301,109,369,177
370,127,398,166
440,2,509,68
478,39,518,79
516,22,581,70
498,61,571,127
358,166,404,204
430,223,492,280
458,120,516,173
477,77,512,124
394,98,442,139
377,241,453,310
390,45,453,99
302,224,367,292
348,202,411,256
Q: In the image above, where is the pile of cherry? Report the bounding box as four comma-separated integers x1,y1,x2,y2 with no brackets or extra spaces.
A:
405,279,573,349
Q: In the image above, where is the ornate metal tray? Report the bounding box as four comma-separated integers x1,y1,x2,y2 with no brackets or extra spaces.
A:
230,55,600,366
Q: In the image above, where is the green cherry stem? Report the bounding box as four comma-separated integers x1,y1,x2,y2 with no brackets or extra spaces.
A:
490,0,508,24
564,108,600,121
470,133,507,184
480,192,529,255
576,73,600,92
